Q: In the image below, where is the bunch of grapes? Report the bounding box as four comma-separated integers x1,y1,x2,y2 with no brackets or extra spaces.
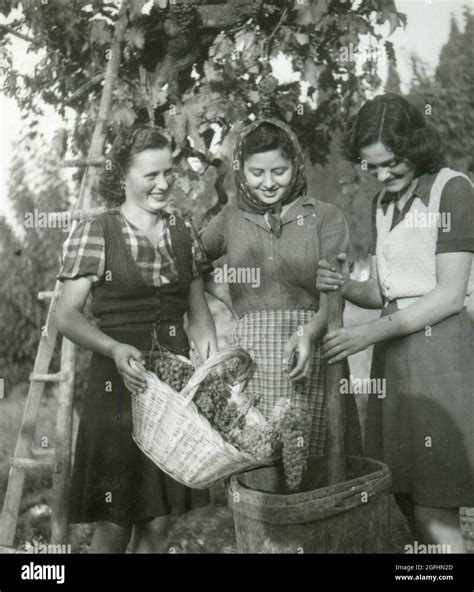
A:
194,373,247,442
152,355,194,392
235,420,282,462
194,372,230,423
169,0,199,32
277,399,310,491
258,74,279,116
214,400,246,443
230,0,262,22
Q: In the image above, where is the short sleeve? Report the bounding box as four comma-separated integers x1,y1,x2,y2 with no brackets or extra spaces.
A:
56,218,106,284
200,207,228,262
368,193,379,255
319,204,354,268
183,218,213,278
436,176,474,254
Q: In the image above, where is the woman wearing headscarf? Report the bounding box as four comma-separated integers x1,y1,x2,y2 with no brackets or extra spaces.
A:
201,119,361,456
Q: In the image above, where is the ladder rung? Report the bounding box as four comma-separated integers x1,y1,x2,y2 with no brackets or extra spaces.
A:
10,457,54,471
29,372,65,383
60,157,104,168
38,290,61,301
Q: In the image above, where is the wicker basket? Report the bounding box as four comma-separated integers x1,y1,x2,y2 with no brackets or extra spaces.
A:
131,348,271,489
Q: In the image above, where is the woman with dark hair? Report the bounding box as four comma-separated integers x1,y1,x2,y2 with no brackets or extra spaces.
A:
317,94,474,551
55,126,217,552
201,118,362,458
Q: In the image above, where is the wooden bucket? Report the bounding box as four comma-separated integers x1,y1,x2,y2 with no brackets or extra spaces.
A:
228,258,392,553
228,455,391,553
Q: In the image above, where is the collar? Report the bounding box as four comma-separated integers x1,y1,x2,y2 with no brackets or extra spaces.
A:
242,195,314,231
380,172,437,214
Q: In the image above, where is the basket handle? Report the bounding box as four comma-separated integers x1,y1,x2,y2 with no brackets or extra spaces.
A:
179,347,252,407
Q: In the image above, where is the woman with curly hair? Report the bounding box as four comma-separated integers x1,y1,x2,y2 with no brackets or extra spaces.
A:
317,94,474,551
55,126,217,552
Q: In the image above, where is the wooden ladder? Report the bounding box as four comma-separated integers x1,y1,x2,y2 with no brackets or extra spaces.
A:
0,1,128,553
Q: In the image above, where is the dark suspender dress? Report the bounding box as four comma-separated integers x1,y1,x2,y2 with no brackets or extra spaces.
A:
68,211,210,525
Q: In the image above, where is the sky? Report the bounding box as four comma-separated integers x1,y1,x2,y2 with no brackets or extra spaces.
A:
0,0,469,221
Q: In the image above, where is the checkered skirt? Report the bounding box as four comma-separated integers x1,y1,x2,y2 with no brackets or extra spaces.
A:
229,309,326,455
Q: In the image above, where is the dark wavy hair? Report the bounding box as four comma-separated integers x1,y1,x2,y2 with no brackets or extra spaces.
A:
241,122,296,161
345,94,447,176
99,126,174,206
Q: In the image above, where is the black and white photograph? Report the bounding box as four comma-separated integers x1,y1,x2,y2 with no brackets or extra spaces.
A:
0,0,473,586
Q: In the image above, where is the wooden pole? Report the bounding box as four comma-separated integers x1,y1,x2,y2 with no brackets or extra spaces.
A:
50,338,75,545
75,0,129,212
325,259,346,485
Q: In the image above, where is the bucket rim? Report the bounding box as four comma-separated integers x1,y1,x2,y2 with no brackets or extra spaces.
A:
229,455,391,507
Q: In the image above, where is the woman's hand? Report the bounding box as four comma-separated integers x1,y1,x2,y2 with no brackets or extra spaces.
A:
112,343,147,394
282,332,313,382
316,253,350,293
321,324,373,364
187,276,219,363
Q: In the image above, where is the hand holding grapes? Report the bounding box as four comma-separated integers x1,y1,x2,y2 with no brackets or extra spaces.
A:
112,343,146,394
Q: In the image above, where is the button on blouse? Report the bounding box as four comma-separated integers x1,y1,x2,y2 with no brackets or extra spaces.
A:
201,195,352,317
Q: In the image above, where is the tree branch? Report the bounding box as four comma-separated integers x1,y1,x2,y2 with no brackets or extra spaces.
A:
75,0,129,212
64,74,103,105
265,7,288,59
0,24,34,43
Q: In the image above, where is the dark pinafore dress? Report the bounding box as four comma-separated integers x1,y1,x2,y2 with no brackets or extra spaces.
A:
69,211,210,525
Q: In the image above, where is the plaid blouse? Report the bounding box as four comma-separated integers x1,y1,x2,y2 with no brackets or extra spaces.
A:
57,211,211,286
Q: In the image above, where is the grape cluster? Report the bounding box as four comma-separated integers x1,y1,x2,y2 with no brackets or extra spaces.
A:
258,74,279,116
194,373,246,441
230,0,262,22
152,355,194,392
235,421,282,462
169,0,199,32
278,399,310,491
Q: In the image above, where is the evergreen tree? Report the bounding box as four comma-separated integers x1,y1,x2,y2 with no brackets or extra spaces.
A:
408,8,474,168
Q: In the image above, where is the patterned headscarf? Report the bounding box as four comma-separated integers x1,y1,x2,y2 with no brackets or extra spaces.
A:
233,118,308,227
